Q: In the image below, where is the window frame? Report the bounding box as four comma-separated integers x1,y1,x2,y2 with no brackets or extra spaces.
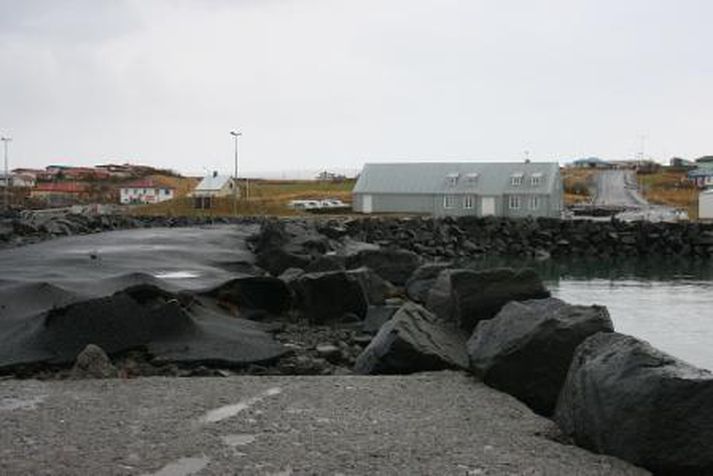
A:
463,195,474,209
511,174,524,186
529,195,540,210
443,194,457,209
508,195,521,210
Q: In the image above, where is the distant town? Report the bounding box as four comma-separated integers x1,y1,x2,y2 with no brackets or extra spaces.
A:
0,155,712,219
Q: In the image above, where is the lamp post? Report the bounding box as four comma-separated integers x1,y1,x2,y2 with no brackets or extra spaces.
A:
229,130,242,216
1,136,11,211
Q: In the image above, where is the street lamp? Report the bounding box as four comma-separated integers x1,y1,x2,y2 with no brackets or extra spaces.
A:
229,130,242,216
1,136,11,211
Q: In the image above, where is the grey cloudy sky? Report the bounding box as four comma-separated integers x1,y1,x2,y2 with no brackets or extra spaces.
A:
1,0,711,176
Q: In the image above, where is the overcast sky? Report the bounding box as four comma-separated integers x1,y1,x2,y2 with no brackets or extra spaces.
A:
1,0,711,176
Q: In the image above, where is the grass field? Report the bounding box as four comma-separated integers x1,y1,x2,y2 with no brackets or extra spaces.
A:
130,179,356,217
561,168,595,205
638,170,698,218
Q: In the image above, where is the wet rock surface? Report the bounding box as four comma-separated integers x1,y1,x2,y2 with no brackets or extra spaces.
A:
354,302,469,374
426,267,550,333
468,297,614,416
555,332,713,475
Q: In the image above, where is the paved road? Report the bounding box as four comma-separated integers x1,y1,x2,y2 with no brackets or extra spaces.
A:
592,170,647,208
0,372,647,475
592,170,684,222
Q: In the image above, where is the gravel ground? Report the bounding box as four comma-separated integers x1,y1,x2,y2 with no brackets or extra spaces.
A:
0,372,647,475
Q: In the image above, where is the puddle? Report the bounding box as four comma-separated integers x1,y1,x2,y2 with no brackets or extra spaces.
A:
153,271,201,279
144,456,209,476
221,434,256,447
0,395,46,411
200,387,282,424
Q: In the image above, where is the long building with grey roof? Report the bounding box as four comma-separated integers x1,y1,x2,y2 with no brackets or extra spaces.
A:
352,162,563,218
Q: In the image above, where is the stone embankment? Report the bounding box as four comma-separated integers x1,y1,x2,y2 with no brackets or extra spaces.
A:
2,216,712,473
3,212,713,259
0,211,257,249
346,216,713,259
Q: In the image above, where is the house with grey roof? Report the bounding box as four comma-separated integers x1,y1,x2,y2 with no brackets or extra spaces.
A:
191,172,239,209
192,172,238,198
352,162,563,218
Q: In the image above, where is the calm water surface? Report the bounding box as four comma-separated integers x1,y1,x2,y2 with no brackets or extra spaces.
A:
475,257,713,371
551,278,713,371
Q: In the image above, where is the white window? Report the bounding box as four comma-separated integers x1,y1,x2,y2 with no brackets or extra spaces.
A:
531,173,543,186
511,173,524,186
529,196,540,210
443,195,457,209
463,195,474,209
466,173,479,185
446,173,459,187
509,195,521,210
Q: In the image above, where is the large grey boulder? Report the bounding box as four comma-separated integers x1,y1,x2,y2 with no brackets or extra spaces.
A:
426,268,549,333
554,332,713,475
346,266,397,305
468,298,613,416
292,271,368,324
71,344,117,379
405,262,453,304
362,305,400,335
354,302,468,374
346,249,421,285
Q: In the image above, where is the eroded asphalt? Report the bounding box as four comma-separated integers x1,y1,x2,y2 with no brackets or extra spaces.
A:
0,372,647,475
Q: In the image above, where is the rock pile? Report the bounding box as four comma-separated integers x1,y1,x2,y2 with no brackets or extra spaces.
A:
345,216,713,259
0,211,258,249
3,217,712,473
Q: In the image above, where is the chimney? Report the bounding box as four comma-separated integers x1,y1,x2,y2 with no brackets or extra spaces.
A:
212,170,218,178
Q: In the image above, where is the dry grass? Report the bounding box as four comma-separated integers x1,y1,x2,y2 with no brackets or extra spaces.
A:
129,179,356,217
638,170,698,218
562,168,595,205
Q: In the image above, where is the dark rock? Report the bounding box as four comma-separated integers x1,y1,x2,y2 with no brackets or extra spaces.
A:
468,298,613,416
292,271,368,324
305,254,345,273
554,332,713,475
256,247,310,276
346,249,421,285
315,343,341,363
362,305,400,335
426,268,550,333
405,262,453,303
71,344,117,379
278,267,305,283
337,237,380,256
354,302,468,374
201,276,291,315
346,267,396,305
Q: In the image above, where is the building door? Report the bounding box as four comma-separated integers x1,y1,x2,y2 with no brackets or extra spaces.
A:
481,196,495,216
363,194,373,213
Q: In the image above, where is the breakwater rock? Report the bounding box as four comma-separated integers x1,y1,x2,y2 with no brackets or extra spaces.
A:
345,216,713,259
0,211,259,249
555,332,713,475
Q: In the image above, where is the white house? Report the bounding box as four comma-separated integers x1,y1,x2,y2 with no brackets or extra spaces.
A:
119,180,175,205
191,173,238,209
192,173,238,197
699,189,713,220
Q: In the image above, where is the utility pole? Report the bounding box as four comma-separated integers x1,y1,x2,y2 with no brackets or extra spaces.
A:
229,130,242,216
1,136,11,211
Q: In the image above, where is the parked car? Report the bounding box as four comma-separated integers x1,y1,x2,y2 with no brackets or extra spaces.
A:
288,199,322,210
320,198,347,208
